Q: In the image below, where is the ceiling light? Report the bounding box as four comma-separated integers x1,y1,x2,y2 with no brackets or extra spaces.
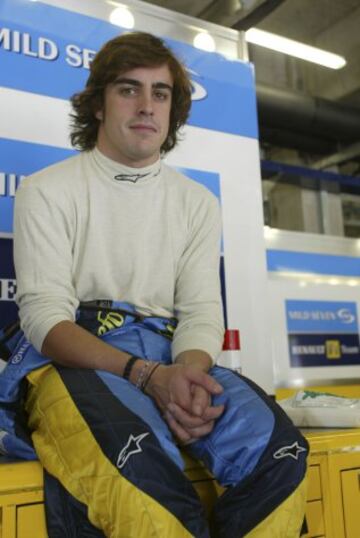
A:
245,28,346,70
292,378,305,387
264,225,280,239
109,7,134,29
193,32,216,53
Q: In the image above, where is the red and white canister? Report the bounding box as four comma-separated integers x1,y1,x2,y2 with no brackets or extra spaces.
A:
217,329,241,374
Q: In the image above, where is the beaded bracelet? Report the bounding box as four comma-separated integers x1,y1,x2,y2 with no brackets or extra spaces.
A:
123,355,141,381
135,360,152,390
142,362,161,393
135,361,162,391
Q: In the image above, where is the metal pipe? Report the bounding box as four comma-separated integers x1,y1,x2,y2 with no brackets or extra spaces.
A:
257,84,360,144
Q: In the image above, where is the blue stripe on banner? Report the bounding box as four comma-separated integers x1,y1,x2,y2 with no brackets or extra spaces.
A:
0,137,76,175
177,167,220,200
0,138,76,233
0,0,258,138
0,197,13,234
177,167,224,254
267,249,360,277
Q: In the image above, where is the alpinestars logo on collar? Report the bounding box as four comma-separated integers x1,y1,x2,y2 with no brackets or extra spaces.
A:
114,168,161,183
116,432,149,469
273,442,307,461
114,172,151,183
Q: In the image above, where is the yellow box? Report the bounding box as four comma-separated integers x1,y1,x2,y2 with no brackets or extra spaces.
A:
306,499,325,537
341,468,360,538
307,465,322,501
0,460,46,538
17,504,47,538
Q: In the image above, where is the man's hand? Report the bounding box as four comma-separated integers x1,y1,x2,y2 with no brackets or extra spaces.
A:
145,361,224,444
165,384,224,444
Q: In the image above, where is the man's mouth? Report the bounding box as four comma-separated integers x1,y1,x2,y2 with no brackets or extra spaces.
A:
130,123,157,133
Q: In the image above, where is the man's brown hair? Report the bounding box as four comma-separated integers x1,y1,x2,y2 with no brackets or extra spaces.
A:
70,32,192,154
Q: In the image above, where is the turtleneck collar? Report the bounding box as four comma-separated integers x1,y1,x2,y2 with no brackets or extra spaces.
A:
91,146,162,186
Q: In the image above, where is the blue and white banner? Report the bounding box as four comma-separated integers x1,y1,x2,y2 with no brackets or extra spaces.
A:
0,0,255,238
0,0,257,139
0,238,18,328
286,300,360,367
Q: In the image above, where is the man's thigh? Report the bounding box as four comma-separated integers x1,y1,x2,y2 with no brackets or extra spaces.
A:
26,364,209,538
186,367,308,537
188,367,307,487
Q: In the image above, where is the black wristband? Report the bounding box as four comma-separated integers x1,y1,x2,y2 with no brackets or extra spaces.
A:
123,355,141,381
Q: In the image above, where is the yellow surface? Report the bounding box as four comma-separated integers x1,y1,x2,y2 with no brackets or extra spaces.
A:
276,384,360,400
0,460,45,538
305,500,325,537
1,505,16,538
306,465,321,501
303,427,360,453
17,504,47,538
341,469,360,538
302,428,360,538
0,461,43,494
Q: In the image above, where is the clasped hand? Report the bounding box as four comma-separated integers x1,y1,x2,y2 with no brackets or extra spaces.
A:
145,363,224,445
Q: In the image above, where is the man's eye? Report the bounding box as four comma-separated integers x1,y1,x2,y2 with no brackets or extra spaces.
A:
154,91,169,101
120,87,137,96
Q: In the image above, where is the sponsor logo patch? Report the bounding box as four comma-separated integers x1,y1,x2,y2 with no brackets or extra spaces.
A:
117,432,149,469
273,442,307,461
11,342,30,364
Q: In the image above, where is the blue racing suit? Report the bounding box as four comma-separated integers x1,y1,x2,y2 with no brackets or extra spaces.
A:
0,302,308,537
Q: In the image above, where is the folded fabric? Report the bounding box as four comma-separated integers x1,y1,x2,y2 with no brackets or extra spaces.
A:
278,390,360,428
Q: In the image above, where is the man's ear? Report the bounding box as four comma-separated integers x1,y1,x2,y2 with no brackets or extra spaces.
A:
95,109,103,121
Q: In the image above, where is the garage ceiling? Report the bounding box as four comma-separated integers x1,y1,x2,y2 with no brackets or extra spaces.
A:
140,0,360,171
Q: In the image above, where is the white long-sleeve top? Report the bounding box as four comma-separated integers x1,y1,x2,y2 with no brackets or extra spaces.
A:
14,148,224,361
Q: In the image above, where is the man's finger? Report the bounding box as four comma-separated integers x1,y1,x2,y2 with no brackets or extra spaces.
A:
187,420,215,439
186,368,223,396
167,402,208,428
201,403,225,421
164,410,192,444
191,384,210,417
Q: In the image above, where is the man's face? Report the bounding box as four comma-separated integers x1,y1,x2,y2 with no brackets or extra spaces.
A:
96,64,173,167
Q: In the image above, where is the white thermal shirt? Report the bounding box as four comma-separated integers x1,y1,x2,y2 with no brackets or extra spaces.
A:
14,148,224,360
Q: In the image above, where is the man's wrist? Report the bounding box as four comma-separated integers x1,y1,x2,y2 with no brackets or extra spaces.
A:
128,359,147,385
127,359,163,392
175,350,213,372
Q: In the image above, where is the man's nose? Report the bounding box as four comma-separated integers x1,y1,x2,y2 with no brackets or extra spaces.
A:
138,91,154,115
